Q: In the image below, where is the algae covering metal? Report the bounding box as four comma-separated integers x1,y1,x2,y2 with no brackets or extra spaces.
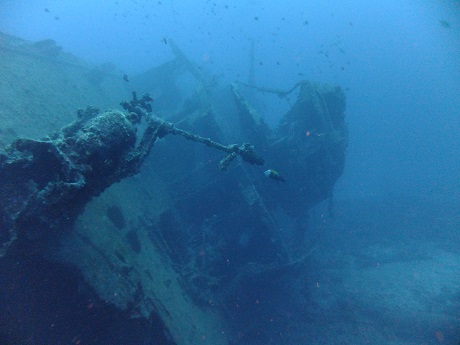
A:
0,32,347,345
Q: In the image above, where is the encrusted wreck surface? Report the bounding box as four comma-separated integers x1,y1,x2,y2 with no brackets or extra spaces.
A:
0,108,137,254
0,32,348,345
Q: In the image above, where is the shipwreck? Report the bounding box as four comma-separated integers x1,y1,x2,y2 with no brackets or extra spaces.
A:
0,32,347,345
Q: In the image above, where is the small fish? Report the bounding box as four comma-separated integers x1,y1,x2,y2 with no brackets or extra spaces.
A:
439,20,451,29
264,169,285,182
162,37,168,44
123,74,129,82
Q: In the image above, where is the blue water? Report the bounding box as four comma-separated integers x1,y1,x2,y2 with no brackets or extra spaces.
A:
0,1,459,344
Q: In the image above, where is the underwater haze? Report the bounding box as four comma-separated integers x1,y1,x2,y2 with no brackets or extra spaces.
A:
1,0,460,345
1,0,459,199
